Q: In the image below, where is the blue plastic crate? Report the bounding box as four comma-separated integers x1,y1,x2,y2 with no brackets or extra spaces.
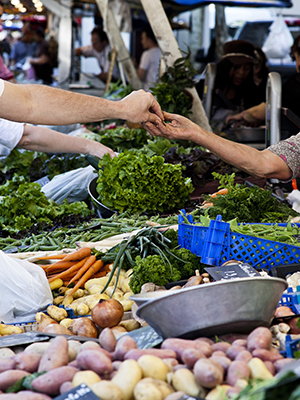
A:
178,211,300,269
285,335,300,358
279,286,300,314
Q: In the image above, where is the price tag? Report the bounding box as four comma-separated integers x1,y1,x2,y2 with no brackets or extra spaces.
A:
123,325,163,349
205,262,260,281
177,394,205,400
53,384,99,400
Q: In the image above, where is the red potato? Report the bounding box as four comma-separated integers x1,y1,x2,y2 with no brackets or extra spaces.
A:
247,327,272,353
14,352,42,373
0,370,29,391
264,361,275,376
226,346,247,361
210,355,231,372
41,324,73,335
76,349,113,375
226,360,250,386
181,348,206,369
274,306,295,317
31,366,78,396
0,358,15,373
113,335,138,361
231,339,248,347
163,358,179,371
18,392,52,400
193,358,224,389
79,343,113,361
287,317,300,334
252,348,283,363
112,360,123,370
226,386,243,397
68,360,78,368
195,337,215,345
173,364,189,371
124,348,177,361
59,381,74,394
218,334,248,343
0,393,50,400
211,342,231,353
38,336,69,372
235,350,253,363
212,351,226,357
161,338,212,361
99,327,117,352
274,358,295,373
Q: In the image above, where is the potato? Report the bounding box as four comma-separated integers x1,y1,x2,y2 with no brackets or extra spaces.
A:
85,277,110,291
274,358,295,373
171,368,205,397
111,359,142,400
181,348,206,368
137,355,169,381
133,378,163,400
124,348,176,361
62,296,74,307
209,355,231,372
76,304,90,317
162,338,212,361
226,346,247,361
84,293,110,307
76,349,113,375
111,326,128,339
47,305,68,322
60,318,74,329
248,357,273,380
121,278,132,293
120,300,134,312
31,366,78,396
235,350,253,363
0,370,29,391
99,327,117,352
25,342,50,356
65,288,85,299
164,392,186,400
38,336,69,372
193,358,223,389
226,360,250,386
14,352,42,373
205,385,232,400
123,291,134,300
0,324,22,336
67,340,82,361
0,348,15,359
91,380,124,400
252,348,283,363
72,370,101,387
211,342,231,353
0,358,16,373
49,278,64,291
114,335,138,361
231,339,248,347
42,324,73,336
125,269,133,278
247,327,272,353
88,284,105,295
264,361,275,376
53,296,65,306
118,319,140,332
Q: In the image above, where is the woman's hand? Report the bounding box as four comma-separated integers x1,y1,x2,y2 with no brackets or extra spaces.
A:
143,111,198,142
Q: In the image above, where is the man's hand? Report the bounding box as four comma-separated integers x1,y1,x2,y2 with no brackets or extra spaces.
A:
143,111,197,142
120,90,164,124
92,143,117,159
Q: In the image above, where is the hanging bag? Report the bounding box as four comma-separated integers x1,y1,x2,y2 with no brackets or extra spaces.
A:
262,16,294,59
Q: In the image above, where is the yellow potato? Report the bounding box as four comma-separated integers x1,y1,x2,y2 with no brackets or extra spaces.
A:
49,278,64,291
137,355,169,381
105,287,123,298
123,291,134,300
171,368,205,397
248,357,273,380
133,378,163,400
47,305,68,322
0,324,23,336
118,319,140,332
205,385,232,400
65,288,85,299
120,299,134,312
121,278,131,293
91,380,124,400
73,370,101,388
87,284,104,295
125,269,133,278
53,296,65,306
111,359,142,400
77,303,90,316
60,318,73,329
62,296,74,307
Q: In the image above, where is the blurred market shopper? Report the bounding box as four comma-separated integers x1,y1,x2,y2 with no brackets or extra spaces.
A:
29,28,54,85
10,21,37,68
0,79,163,126
0,118,116,159
75,26,120,84
137,26,161,92
143,111,296,182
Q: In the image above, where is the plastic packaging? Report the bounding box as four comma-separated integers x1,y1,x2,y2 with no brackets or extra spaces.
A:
262,15,294,59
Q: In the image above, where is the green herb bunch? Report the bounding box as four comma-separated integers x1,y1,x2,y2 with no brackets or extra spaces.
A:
151,50,197,117
99,127,150,152
96,152,193,214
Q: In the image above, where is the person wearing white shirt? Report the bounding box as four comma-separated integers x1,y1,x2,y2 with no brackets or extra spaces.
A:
137,26,161,92
75,26,120,83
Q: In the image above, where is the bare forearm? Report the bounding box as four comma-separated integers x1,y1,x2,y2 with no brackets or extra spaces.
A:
190,128,292,180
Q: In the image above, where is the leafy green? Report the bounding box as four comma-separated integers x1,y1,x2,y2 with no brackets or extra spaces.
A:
205,172,298,223
0,176,91,233
104,79,133,99
96,152,193,214
6,371,46,393
151,50,197,117
99,127,150,152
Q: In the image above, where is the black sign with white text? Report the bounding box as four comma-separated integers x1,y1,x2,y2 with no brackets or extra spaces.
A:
205,262,260,281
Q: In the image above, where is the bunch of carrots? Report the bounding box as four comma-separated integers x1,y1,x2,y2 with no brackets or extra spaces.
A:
37,247,110,298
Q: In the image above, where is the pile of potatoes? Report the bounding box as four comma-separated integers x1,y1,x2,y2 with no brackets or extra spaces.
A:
0,326,295,400
51,268,135,317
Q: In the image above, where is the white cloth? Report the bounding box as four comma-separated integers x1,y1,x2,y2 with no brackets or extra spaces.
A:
0,78,4,97
139,47,161,92
0,118,24,157
80,44,120,80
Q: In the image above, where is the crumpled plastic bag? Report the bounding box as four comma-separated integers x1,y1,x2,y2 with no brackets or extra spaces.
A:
287,189,300,213
0,251,53,323
262,16,294,59
41,165,97,204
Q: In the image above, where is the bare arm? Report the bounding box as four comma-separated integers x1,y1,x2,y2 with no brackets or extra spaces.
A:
0,81,164,125
30,54,49,65
137,67,146,82
17,124,116,158
225,102,266,125
144,111,292,181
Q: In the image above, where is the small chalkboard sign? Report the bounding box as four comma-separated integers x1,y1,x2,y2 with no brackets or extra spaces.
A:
123,325,163,349
53,384,99,400
177,394,205,400
205,262,260,281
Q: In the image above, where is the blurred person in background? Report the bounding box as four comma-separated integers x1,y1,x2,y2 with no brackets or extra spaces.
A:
137,26,161,92
29,27,53,85
75,26,120,84
253,47,269,103
10,21,37,68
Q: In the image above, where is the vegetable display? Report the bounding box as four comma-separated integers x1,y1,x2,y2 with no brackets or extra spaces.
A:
96,152,193,214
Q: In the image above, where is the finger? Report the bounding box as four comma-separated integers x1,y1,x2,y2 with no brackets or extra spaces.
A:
143,121,162,136
149,98,164,120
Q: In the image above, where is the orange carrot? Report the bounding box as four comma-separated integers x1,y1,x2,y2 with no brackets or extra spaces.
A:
92,270,108,279
210,188,228,198
66,259,104,298
45,261,77,274
36,254,68,260
47,257,89,283
67,255,97,286
56,247,92,263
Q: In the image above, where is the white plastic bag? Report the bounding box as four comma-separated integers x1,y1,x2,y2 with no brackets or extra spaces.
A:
262,16,294,59
41,165,97,204
0,251,53,323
